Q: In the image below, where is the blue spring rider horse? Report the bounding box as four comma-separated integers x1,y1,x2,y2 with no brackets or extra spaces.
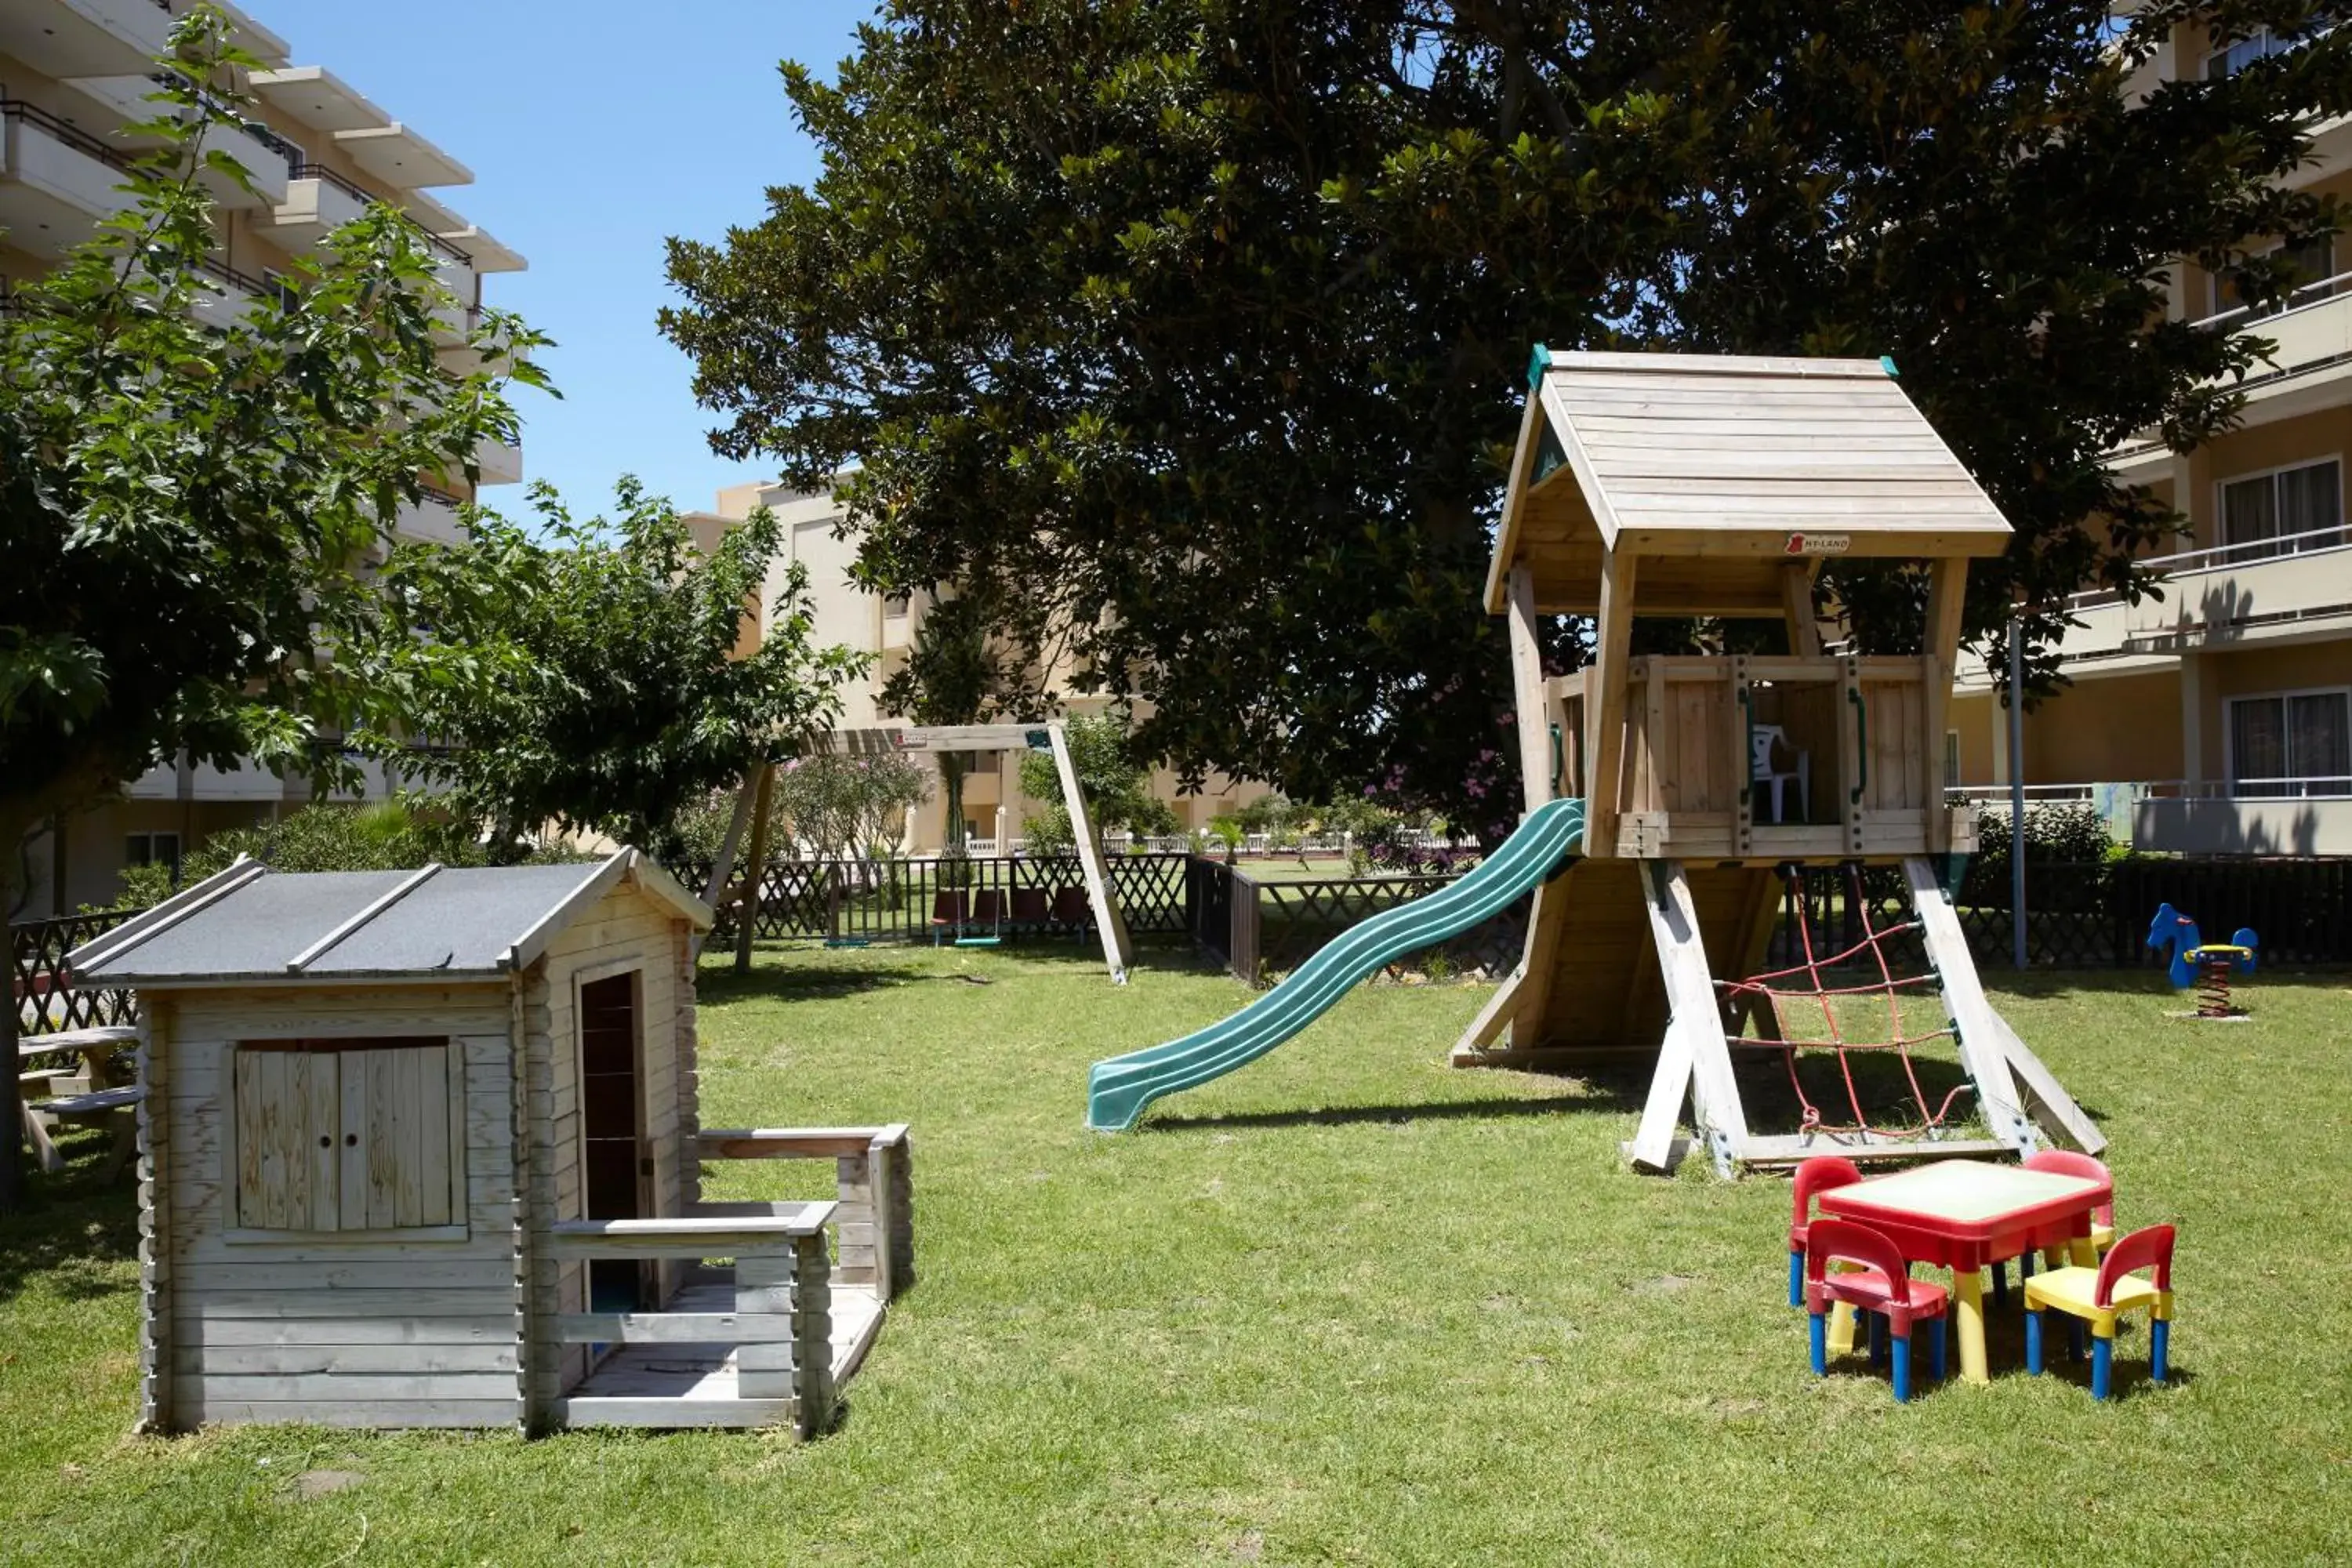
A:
2147,904,2259,1016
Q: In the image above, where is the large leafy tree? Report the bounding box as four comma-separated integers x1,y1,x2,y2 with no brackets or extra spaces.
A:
362,481,869,861
0,9,544,1207
665,0,2352,818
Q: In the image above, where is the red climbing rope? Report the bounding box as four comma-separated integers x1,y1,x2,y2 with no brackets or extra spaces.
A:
1718,865,1971,1140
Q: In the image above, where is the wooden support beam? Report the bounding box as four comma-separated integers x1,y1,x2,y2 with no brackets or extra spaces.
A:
1986,1011,2107,1154
1921,558,1968,851
1507,565,1553,815
1450,963,1530,1060
1582,549,1639,857
1051,722,1134,983
1630,861,1750,1174
1501,869,1576,1054
1781,563,1824,658
1902,858,2038,1157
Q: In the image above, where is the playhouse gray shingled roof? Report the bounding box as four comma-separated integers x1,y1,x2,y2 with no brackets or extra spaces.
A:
67,851,710,986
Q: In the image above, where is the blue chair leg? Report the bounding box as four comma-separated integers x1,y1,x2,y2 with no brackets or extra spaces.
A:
1809,1311,1828,1376
1789,1249,1804,1309
2025,1308,2045,1374
2092,1334,2114,1400
1930,1317,1948,1383
1868,1311,1889,1367
2151,1319,2171,1385
1890,1334,1913,1403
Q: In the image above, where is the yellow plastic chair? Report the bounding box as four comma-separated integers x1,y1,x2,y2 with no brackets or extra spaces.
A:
2023,1224,2175,1400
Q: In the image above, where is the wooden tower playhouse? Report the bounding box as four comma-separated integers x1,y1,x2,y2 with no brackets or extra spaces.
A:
1461,349,2104,1177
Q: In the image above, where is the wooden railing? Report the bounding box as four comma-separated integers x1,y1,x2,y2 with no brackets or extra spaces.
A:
548,1205,838,1437
1552,653,1964,859
698,1124,915,1305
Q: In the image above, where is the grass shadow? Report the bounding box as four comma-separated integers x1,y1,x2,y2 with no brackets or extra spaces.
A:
692,961,968,1004
1145,1089,1634,1133
0,1137,140,1306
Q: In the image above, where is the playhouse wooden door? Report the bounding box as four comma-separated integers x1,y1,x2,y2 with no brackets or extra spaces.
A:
579,971,652,1308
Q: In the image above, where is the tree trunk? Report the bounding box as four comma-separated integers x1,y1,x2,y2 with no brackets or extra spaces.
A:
2,898,22,1212
734,764,776,976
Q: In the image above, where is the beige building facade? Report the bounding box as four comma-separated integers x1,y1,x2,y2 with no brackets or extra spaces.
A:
686,482,1272,853
1949,18,2352,855
5,0,528,912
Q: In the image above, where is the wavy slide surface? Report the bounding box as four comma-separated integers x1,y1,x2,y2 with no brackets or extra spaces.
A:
1086,796,1585,1131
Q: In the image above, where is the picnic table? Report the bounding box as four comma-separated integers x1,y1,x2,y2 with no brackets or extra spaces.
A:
1817,1158,2109,1385
17,1025,141,1176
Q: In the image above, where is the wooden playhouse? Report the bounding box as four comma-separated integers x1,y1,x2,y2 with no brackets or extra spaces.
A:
69,849,913,1434
1462,349,2104,1174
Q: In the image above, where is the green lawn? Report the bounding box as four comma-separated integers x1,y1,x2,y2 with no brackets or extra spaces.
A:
4,944,2350,1564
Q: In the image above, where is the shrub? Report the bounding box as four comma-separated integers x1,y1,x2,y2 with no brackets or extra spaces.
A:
107,799,568,909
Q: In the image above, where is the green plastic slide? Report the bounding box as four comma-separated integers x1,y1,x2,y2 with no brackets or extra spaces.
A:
1086,796,1585,1131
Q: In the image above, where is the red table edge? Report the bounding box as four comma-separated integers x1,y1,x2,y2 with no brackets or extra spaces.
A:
1815,1170,2111,1244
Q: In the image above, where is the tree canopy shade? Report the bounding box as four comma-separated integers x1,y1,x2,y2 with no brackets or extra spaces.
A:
0,8,546,1207
665,0,2352,818
361,481,869,861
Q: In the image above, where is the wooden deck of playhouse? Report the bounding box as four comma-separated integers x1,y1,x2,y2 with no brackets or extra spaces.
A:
552,1126,913,1432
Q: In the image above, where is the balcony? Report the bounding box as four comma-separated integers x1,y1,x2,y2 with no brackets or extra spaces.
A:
2136,782,2352,855
59,74,292,208
2109,280,2352,480
0,0,173,81
0,99,136,256
393,487,466,545
474,435,522,487
189,256,271,331
267,164,368,250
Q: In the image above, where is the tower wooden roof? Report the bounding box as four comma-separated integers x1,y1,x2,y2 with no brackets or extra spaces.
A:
1484,350,2013,617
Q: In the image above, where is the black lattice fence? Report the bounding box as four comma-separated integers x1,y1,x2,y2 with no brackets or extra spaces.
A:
1766,857,2352,972
1207,862,1523,987
13,908,143,1034
682,852,1193,946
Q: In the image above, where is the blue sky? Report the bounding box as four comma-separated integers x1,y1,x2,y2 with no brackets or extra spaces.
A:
270,0,876,517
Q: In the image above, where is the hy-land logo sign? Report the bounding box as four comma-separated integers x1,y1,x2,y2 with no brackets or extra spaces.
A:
1784,532,1851,556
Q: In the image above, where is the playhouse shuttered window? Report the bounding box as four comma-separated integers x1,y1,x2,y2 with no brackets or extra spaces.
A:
233,1039,466,1233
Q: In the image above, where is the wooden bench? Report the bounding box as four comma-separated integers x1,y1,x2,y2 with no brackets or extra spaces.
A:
25,1084,140,1178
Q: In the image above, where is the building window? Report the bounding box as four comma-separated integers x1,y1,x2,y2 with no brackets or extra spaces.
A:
2227,690,2351,797
1944,729,1962,789
2204,24,2327,78
2218,459,2343,558
231,1038,466,1234
125,832,181,883
2211,235,2335,321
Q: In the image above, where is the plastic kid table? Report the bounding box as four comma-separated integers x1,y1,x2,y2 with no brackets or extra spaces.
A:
1817,1159,2110,1385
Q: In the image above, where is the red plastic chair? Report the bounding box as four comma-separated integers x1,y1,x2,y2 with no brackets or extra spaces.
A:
2024,1148,2117,1255
1806,1218,1950,1402
1788,1156,1863,1307
2024,1223,2175,1399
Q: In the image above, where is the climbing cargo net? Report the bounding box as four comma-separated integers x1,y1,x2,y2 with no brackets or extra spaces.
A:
1719,865,1968,1139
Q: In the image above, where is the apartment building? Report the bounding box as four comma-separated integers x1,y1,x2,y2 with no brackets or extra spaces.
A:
686,482,1272,851
1949,18,2352,855
2,0,527,911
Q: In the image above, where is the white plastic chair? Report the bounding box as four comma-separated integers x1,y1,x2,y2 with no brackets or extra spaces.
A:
1751,724,1811,823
